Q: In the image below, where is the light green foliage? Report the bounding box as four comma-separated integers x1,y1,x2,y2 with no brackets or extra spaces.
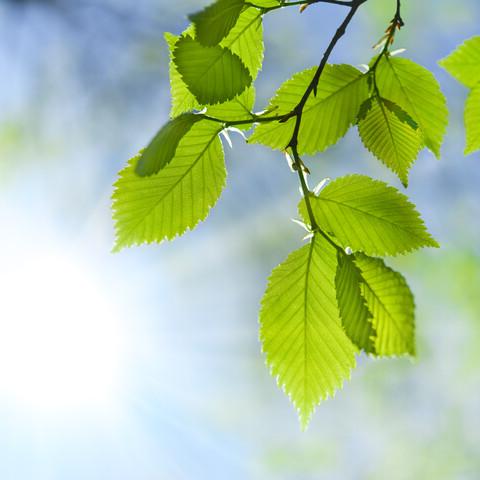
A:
166,31,200,117
251,0,281,7
249,65,369,154
173,36,252,105
167,7,262,117
189,0,245,47
206,86,256,129
136,113,202,176
336,254,375,354
465,85,480,155
218,6,264,79
441,36,480,155
299,175,439,256
113,0,457,427
439,36,480,88
260,234,356,429
375,55,448,158
358,95,422,186
355,254,415,356
112,120,224,250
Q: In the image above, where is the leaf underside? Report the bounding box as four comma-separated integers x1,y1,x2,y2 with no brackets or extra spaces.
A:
173,36,252,105
299,174,439,257
113,121,225,250
260,234,356,429
358,95,422,186
376,55,448,158
249,64,369,155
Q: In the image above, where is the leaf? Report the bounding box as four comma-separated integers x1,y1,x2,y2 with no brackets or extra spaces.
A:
167,8,263,116
173,36,252,105
335,253,376,354
112,121,225,250
220,5,264,80
439,36,480,88
260,234,356,429
166,32,256,120
166,31,200,117
357,96,422,186
375,55,448,158
465,83,480,155
135,113,203,176
355,254,415,356
251,0,280,6
189,0,245,47
299,174,439,256
249,64,369,154
206,86,256,130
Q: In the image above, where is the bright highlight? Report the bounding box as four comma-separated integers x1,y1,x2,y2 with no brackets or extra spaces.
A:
0,252,124,413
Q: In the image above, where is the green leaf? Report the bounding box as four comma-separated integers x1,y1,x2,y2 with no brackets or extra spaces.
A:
299,174,439,256
173,36,252,105
206,86,256,130
465,83,480,155
166,31,200,117
166,33,256,120
112,120,225,250
249,64,369,154
357,96,422,186
335,253,376,354
251,0,280,6
189,0,245,47
220,6,264,80
355,254,415,356
135,113,202,176
375,55,448,158
439,36,480,88
167,8,263,117
260,234,356,429
382,98,418,130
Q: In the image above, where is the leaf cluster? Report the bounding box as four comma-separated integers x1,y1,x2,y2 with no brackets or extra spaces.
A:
110,0,457,428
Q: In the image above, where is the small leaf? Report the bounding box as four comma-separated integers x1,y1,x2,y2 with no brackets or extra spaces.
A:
335,253,376,354
173,36,252,105
375,55,448,158
439,36,480,88
260,234,356,429
358,96,422,186
465,83,480,155
113,121,225,250
355,254,415,356
136,113,203,176
189,0,245,46
249,64,369,154
299,174,439,256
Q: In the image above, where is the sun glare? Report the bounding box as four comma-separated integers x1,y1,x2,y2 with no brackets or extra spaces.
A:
0,252,124,413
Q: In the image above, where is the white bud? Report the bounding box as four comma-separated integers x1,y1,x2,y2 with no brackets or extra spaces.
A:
220,130,233,149
390,48,406,57
291,218,311,233
345,246,353,255
313,177,331,195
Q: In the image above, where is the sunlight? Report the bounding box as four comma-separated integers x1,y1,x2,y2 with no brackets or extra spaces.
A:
0,252,124,413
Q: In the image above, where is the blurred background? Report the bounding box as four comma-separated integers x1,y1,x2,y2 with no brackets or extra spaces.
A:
1,0,479,478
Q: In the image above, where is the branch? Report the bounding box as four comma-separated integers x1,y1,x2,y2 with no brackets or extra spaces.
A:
285,0,367,236
245,0,355,12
